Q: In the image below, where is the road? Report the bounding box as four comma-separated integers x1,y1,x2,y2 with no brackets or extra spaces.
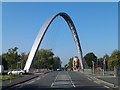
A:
6,71,113,90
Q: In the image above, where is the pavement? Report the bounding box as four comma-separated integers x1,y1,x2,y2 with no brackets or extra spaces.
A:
79,70,119,90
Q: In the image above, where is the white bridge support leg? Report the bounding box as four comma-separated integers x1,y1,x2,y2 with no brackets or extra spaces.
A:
24,12,84,72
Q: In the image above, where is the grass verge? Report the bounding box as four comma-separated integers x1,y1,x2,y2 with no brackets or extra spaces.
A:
0,74,22,81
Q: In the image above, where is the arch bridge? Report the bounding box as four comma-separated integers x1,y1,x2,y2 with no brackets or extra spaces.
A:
24,12,85,72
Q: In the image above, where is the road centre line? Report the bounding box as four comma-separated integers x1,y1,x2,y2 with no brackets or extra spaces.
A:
67,71,75,88
51,72,60,87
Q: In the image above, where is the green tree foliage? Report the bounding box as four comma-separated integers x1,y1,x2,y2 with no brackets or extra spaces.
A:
108,50,120,69
103,54,109,70
97,54,109,69
2,47,20,70
103,54,109,61
53,56,61,70
97,57,104,69
67,57,73,70
0,55,8,70
20,52,28,69
84,52,97,68
32,49,61,70
64,64,68,70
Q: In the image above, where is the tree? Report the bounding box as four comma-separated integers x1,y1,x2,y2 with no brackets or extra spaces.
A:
103,54,109,61
108,50,120,69
84,52,97,68
64,64,68,71
103,54,109,70
0,55,8,70
2,47,20,70
68,57,73,71
97,57,104,69
20,52,28,69
97,54,109,70
53,56,61,70
31,49,61,70
32,49,54,69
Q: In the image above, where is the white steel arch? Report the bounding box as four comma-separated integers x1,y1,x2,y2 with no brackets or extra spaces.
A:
24,12,84,72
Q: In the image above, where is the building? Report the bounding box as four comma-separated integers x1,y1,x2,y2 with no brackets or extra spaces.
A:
72,56,80,71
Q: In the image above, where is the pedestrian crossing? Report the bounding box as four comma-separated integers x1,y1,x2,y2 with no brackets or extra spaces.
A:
51,71,75,88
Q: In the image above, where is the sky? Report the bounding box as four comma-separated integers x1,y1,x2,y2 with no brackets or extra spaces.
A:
2,2,118,66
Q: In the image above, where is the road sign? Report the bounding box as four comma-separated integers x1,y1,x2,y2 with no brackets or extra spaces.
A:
17,61,21,64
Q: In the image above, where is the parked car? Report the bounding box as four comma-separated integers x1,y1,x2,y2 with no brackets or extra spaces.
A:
8,69,25,75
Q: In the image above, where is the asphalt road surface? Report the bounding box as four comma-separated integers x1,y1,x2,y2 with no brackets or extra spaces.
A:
6,71,113,90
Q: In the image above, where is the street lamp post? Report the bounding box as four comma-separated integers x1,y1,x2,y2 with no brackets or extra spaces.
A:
92,61,95,74
103,57,106,76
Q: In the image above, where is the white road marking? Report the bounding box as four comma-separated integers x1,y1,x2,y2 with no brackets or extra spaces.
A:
90,77,114,90
104,85,113,90
67,71,75,88
27,80,35,84
91,76,116,88
51,72,60,87
51,71,75,88
8,74,47,89
88,77,92,81
36,77,41,80
94,81,100,84
104,85,110,88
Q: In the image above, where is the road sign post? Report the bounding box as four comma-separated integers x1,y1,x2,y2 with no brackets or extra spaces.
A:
17,61,21,69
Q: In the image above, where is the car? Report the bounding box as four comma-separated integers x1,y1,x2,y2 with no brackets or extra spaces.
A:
8,69,25,75
57,68,61,71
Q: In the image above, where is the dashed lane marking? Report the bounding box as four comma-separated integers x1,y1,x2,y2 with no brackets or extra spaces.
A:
94,81,100,84
36,77,41,80
51,72,60,87
67,71,75,88
88,77,92,81
27,80,35,84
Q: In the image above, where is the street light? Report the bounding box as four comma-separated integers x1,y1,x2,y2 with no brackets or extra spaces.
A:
103,57,106,75
92,61,95,74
